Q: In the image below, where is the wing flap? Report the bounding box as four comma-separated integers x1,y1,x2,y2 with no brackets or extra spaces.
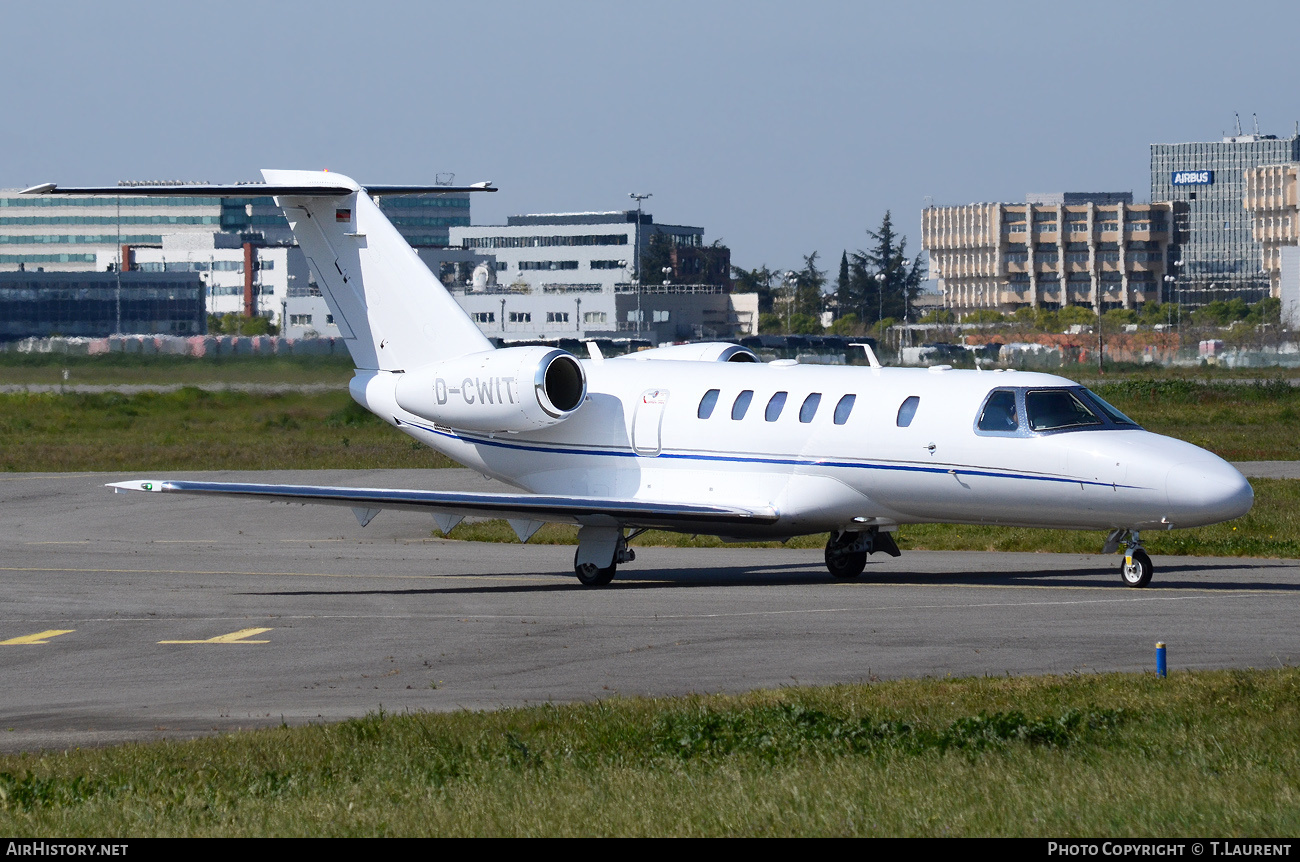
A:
106,480,778,531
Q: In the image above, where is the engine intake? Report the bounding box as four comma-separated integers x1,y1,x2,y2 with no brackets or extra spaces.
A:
394,346,587,432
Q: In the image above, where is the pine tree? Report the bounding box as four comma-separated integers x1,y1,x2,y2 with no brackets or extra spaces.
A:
794,251,826,318
849,211,926,325
835,251,852,319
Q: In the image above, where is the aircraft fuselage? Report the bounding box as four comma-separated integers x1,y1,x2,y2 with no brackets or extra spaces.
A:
352,360,1252,540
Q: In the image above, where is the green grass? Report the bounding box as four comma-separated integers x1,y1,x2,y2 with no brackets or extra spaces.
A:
443,477,1300,559
0,389,455,472
1,374,1297,468
1,379,1296,558
0,353,354,386
1,669,1297,836
1095,378,1300,461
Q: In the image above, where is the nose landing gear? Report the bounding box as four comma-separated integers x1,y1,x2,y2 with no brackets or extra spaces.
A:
1105,529,1153,588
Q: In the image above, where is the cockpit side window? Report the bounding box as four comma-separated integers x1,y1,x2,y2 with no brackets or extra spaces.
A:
896,395,920,427
1025,389,1103,432
976,389,1019,433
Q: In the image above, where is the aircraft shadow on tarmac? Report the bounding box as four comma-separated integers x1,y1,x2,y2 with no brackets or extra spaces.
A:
238,557,1300,598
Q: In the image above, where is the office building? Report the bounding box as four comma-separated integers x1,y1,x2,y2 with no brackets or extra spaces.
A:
1150,130,1300,303
103,233,304,328
0,183,470,276
448,212,752,342
922,193,1173,313
0,179,469,337
0,270,206,340
1243,163,1299,296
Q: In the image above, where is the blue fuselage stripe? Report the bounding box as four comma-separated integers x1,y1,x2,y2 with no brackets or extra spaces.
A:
401,419,1146,491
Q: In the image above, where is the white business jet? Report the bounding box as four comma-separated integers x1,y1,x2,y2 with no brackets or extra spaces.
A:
25,171,1253,588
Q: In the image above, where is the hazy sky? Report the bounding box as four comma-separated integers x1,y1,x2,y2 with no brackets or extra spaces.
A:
3,1,1298,274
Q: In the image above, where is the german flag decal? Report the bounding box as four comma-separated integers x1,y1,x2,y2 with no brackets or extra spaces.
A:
335,208,351,222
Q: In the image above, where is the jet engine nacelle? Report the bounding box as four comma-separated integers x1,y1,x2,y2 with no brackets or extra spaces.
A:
623,342,759,363
394,346,587,432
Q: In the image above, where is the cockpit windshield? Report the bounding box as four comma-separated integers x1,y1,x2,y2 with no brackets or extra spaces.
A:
975,387,1143,435
1079,389,1140,427
1024,389,1104,432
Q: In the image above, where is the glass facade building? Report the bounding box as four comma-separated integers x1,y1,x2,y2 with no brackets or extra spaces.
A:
0,186,472,273
0,271,206,340
1150,134,1300,304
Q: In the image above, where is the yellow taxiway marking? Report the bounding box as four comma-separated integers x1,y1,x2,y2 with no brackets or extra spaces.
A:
1,629,75,645
23,541,90,545
159,627,272,645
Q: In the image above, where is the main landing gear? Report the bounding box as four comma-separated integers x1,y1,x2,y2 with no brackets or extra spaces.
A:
573,526,642,586
1105,529,1153,588
823,528,901,579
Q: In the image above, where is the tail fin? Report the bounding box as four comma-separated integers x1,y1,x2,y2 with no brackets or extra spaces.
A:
263,169,492,371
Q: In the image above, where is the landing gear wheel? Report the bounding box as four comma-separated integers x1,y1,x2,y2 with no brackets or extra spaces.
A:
825,545,867,579
574,550,616,586
1120,548,1153,588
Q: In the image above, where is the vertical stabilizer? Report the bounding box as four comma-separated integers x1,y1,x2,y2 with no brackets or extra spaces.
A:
263,169,493,370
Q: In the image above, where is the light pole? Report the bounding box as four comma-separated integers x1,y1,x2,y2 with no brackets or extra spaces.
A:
575,297,582,333
898,257,911,324
1097,285,1104,375
115,195,122,335
629,193,651,334
1173,260,1184,347
874,271,886,327
1163,274,1176,334
784,271,797,333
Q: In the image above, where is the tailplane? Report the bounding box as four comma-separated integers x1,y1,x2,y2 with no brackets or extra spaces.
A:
263,169,493,371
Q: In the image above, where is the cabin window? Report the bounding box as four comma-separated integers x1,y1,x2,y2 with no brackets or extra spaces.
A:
833,394,856,425
896,395,920,427
799,393,821,423
765,392,788,422
976,390,1018,432
1025,389,1103,432
697,389,720,419
731,390,754,420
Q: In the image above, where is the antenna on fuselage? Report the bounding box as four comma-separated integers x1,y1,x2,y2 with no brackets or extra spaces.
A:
850,342,882,369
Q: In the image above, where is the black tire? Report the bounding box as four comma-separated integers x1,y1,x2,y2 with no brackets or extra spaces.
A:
574,550,617,586
1120,548,1153,588
824,545,867,579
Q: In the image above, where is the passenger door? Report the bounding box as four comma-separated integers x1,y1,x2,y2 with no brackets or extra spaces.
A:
632,389,669,456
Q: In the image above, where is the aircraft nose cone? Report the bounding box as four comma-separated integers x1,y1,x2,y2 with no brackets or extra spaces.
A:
1165,459,1253,527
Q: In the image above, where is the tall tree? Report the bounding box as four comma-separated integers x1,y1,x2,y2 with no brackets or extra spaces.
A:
794,251,826,318
849,211,927,325
834,251,852,320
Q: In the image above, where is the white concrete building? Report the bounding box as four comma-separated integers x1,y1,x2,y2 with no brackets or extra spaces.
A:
448,212,754,343
97,234,306,329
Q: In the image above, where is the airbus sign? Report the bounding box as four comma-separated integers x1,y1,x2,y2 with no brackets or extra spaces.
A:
1172,170,1214,185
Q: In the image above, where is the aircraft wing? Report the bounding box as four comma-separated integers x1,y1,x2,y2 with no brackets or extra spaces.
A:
106,480,778,532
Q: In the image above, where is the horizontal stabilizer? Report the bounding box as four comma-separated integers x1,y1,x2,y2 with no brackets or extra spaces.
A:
105,480,778,531
22,183,496,197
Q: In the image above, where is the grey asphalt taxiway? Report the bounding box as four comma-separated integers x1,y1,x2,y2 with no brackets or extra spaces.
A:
1,468,1297,752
